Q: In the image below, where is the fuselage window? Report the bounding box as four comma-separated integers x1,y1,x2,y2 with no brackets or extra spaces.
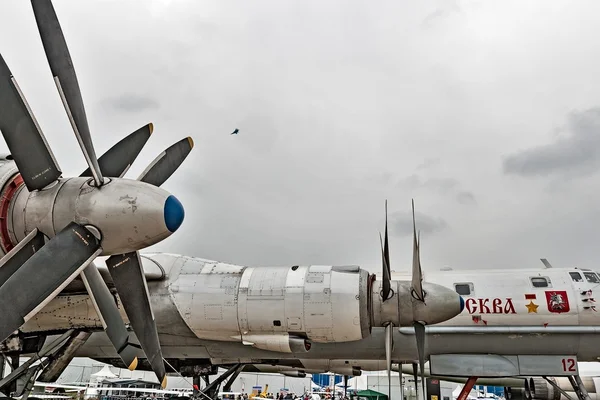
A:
454,283,472,295
531,277,549,288
583,272,600,284
570,272,583,282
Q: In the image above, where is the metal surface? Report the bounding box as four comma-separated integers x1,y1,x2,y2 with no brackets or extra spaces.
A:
37,330,91,382
106,251,166,386
80,123,153,179
0,229,44,287
0,223,101,341
80,263,139,370
0,329,73,390
398,326,600,334
0,55,61,191
32,0,103,187
10,177,178,255
170,260,371,344
138,137,194,187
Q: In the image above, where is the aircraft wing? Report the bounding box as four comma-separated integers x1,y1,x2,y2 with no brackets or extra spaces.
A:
33,382,87,391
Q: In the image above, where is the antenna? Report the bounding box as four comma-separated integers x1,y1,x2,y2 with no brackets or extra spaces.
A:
540,258,553,269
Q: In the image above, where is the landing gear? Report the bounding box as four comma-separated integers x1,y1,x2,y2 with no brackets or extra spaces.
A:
190,364,243,400
541,376,575,400
568,375,592,400
456,376,478,400
0,330,74,399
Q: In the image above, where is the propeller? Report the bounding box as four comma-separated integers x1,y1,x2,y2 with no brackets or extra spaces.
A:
378,199,428,400
32,0,104,187
0,0,194,387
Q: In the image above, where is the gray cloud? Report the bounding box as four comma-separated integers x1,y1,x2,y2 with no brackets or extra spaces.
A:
4,0,600,274
456,191,476,205
503,108,600,178
416,158,441,170
390,211,448,237
103,94,160,113
398,174,459,193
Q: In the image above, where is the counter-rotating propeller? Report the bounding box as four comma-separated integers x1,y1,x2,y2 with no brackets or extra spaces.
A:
0,0,193,388
379,200,427,400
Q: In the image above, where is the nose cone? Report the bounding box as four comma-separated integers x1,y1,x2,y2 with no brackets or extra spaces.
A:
54,178,186,255
164,195,185,232
413,282,464,325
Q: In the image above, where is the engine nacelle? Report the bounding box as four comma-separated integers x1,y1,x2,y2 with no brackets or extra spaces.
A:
242,333,311,354
166,257,372,346
520,377,600,400
281,371,306,378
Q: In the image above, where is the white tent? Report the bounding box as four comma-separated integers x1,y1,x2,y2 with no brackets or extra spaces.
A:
90,365,117,385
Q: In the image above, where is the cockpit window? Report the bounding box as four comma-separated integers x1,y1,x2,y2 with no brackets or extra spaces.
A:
531,277,550,288
570,272,583,282
583,272,600,284
454,283,472,296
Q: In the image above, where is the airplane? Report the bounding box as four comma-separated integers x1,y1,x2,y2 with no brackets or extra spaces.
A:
3,251,600,400
0,2,463,400
0,2,598,400
0,199,463,399
0,0,195,390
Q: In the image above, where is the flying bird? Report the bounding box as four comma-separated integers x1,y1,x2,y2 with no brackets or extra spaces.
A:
231,129,239,135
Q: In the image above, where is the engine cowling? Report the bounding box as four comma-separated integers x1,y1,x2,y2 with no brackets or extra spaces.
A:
281,371,306,378
167,258,372,347
242,333,311,353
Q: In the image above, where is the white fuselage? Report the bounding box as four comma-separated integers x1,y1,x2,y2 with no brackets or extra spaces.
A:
20,254,600,366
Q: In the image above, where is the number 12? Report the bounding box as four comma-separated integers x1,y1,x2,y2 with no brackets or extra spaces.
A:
562,358,576,372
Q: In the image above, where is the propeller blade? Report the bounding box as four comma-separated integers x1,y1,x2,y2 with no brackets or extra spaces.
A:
381,200,392,301
412,362,419,400
0,54,61,191
31,0,103,187
106,251,167,388
398,362,404,400
80,263,139,371
0,222,101,342
81,123,153,178
415,321,427,398
411,199,425,302
137,137,194,187
385,323,393,400
379,232,393,301
0,229,45,287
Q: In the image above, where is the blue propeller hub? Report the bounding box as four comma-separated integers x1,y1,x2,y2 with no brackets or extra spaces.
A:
164,195,185,232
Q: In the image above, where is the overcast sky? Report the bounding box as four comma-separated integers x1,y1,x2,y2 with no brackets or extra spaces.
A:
1,0,600,274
